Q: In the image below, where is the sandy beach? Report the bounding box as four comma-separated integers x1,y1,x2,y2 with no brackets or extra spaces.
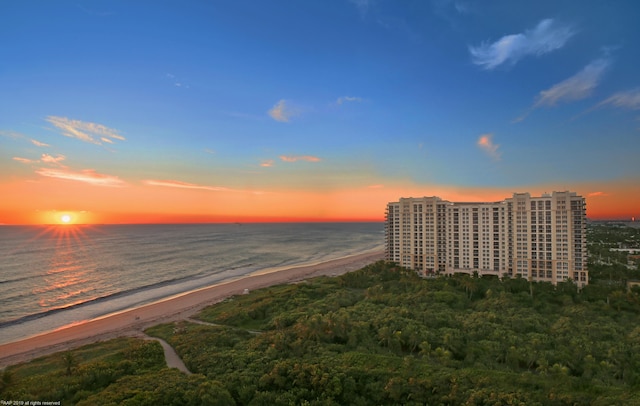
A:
0,250,384,368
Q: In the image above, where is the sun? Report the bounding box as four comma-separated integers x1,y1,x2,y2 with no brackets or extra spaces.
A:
61,214,72,224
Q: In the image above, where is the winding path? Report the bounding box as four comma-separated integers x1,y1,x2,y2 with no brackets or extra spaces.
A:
143,335,192,375
186,317,263,335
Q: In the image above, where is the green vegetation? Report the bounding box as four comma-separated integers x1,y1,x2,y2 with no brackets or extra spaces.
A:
588,223,640,285
3,224,640,405
0,338,166,404
143,262,640,405
587,224,640,291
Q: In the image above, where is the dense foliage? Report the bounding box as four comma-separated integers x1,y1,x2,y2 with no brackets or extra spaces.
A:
143,262,640,405
587,223,640,284
3,225,640,405
1,338,166,404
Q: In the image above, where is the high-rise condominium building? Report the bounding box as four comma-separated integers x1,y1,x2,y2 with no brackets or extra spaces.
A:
385,191,588,286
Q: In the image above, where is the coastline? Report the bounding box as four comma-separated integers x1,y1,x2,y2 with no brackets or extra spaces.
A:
0,249,385,368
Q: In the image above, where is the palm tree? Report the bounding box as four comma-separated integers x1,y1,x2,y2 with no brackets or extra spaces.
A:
62,351,77,376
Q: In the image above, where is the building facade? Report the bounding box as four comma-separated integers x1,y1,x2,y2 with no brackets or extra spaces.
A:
385,191,588,286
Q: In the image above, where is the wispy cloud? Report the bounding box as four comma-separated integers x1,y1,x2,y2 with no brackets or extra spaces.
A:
588,191,609,197
260,160,275,167
336,96,363,105
1,131,50,148
469,19,575,70
476,133,501,161
368,184,384,189
165,73,190,89
36,168,126,187
143,179,229,192
77,4,114,17
453,1,471,14
13,154,65,166
40,153,66,165
349,0,371,16
46,116,125,145
279,155,322,163
268,100,297,122
515,58,611,122
535,59,610,107
0,130,26,140
31,139,49,147
597,88,640,111
13,157,34,164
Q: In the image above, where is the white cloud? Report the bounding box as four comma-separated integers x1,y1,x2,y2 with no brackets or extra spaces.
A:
1,132,50,148
533,58,610,107
165,73,189,88
260,160,274,167
46,116,125,145
336,96,363,105
13,154,65,165
469,19,575,70
597,88,640,110
476,133,500,161
144,179,261,194
13,157,34,164
36,168,126,187
41,153,66,165
279,155,321,163
515,58,611,122
143,179,229,192
268,100,296,122
31,139,49,147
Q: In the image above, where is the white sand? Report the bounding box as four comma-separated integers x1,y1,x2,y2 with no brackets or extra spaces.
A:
0,250,384,368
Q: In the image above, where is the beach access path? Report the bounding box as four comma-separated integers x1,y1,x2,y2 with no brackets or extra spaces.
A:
142,334,192,374
0,250,384,368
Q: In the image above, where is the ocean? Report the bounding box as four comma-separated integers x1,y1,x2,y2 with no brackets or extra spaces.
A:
0,222,384,345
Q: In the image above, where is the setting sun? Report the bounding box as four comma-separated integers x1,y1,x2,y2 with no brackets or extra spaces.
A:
61,214,71,224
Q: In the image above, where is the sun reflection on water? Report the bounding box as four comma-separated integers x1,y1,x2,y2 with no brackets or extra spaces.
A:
30,224,101,310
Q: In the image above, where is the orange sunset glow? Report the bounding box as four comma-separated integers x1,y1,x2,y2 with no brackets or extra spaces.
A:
0,176,637,225
2,1,640,225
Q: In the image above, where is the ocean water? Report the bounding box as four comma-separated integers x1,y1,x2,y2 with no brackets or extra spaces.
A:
0,222,384,344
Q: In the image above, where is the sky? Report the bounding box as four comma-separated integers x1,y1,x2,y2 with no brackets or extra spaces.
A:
1,0,639,224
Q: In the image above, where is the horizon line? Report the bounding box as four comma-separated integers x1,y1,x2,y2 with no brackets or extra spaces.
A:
2,216,637,227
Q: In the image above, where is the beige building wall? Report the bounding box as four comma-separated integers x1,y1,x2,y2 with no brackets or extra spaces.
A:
385,191,588,286
444,201,510,278
385,197,443,274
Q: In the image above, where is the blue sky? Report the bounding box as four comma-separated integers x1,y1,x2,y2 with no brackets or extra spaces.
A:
1,0,639,223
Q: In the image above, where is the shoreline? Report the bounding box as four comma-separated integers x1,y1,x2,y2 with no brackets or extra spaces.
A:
0,249,385,368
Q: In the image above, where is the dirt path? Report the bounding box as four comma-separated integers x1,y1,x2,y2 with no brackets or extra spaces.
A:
143,335,192,375
186,317,262,334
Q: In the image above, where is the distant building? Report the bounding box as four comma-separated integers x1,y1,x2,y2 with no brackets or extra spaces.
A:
385,191,588,287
